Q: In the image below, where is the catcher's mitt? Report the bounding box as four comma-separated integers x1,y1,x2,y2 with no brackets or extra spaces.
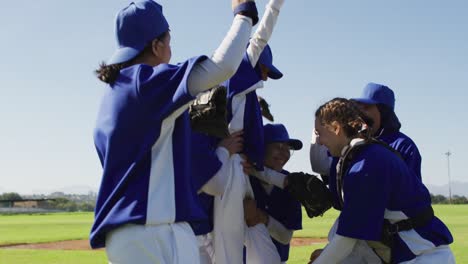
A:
286,172,333,218
258,96,274,122
189,85,229,138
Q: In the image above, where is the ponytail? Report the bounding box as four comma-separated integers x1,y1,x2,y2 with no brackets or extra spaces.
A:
95,31,170,85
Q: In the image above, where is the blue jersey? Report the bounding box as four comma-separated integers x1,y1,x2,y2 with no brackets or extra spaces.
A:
188,132,222,236
336,144,453,263
224,54,264,170
378,131,422,180
250,174,302,262
91,56,210,249
329,132,422,209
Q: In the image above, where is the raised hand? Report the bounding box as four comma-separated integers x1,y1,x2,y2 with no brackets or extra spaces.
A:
232,0,255,11
232,0,259,25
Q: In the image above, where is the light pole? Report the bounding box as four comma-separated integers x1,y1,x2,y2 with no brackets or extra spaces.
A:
444,151,452,204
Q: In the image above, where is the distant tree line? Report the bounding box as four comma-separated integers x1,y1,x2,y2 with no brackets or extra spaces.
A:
0,192,96,212
2,192,467,211
430,193,468,204
0,192,23,200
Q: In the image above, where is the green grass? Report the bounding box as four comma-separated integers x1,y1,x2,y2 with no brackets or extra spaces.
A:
0,205,466,263
0,249,106,264
0,212,93,245
294,208,339,239
288,244,326,264
432,204,468,263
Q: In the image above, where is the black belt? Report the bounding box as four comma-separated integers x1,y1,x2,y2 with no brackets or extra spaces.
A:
371,206,435,264
384,206,434,235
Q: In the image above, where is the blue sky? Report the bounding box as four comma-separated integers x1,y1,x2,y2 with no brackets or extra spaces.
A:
1,0,467,194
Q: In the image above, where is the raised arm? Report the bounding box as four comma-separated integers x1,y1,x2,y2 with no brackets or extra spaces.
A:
247,0,285,66
188,1,259,95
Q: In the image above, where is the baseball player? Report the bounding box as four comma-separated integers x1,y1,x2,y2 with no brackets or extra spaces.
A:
189,130,244,264
212,0,287,263
91,0,259,263
244,123,303,264
351,82,422,179
310,98,454,264
310,83,426,263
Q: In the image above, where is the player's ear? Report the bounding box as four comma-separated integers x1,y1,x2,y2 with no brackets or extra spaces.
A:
330,121,341,136
151,39,161,57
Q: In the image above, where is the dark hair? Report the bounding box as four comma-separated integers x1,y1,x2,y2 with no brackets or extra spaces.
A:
315,97,373,139
376,104,401,135
95,31,170,84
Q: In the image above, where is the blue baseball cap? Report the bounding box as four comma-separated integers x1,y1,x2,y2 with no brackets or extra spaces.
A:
351,82,395,110
107,0,169,65
257,45,283,80
264,124,302,150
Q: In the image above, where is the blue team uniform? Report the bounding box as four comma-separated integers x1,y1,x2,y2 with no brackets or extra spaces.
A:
91,57,210,248
335,143,453,263
224,54,265,170
329,131,422,210
250,174,302,262
188,132,222,236
378,131,422,180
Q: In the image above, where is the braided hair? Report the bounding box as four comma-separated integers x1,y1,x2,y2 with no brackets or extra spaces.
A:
315,98,373,139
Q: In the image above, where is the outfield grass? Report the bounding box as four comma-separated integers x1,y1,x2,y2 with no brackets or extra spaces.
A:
0,205,466,263
433,205,468,263
294,208,339,239
0,212,93,245
0,249,106,264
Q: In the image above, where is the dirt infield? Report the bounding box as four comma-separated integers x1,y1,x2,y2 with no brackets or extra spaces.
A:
0,240,96,250
0,238,327,250
290,237,327,246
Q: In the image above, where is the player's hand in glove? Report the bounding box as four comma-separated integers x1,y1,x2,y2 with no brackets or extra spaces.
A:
189,85,229,138
286,172,333,218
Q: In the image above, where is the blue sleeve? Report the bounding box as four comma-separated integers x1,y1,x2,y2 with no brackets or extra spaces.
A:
385,133,422,181
336,150,391,241
190,132,222,191
225,54,264,170
137,56,207,118
225,54,261,98
243,91,265,170
400,142,422,181
283,199,302,230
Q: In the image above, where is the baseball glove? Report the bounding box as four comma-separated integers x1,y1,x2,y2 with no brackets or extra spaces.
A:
286,172,333,218
258,96,274,122
189,85,229,138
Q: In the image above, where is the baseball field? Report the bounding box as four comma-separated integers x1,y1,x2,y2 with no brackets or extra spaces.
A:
0,205,466,264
